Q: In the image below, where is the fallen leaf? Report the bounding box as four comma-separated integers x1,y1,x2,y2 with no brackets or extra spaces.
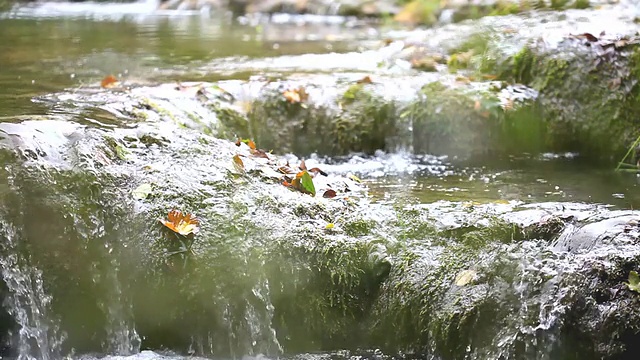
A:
132,183,153,200
160,210,200,236
309,167,328,177
627,271,640,293
348,173,362,183
455,269,477,286
325,223,335,229
250,148,269,159
236,138,257,150
278,165,295,174
299,159,307,171
233,154,244,172
323,189,337,198
283,87,309,104
357,76,373,84
298,170,316,196
288,171,316,196
101,75,119,89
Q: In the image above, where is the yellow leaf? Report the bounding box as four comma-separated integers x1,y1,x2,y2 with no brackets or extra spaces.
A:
325,223,335,229
348,173,362,183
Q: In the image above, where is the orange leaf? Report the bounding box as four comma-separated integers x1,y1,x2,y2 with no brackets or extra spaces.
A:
278,166,294,174
233,154,244,171
101,75,118,89
160,210,199,236
247,139,256,150
323,189,337,198
357,76,373,84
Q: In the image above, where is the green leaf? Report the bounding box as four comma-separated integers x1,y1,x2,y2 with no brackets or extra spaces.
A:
300,171,316,197
132,183,153,200
627,271,640,293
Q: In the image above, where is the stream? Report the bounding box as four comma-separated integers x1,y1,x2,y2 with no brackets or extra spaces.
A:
1,0,640,359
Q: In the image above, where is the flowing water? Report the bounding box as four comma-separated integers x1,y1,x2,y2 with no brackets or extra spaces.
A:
0,1,640,359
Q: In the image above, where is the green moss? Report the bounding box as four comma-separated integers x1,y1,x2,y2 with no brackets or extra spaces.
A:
510,46,535,84
266,236,389,352
451,32,491,57
209,103,250,140
394,208,437,241
573,0,589,9
489,0,522,16
343,219,377,237
447,50,475,72
103,136,129,161
550,0,570,9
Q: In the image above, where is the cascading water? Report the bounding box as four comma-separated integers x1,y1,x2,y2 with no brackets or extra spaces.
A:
0,219,65,360
97,256,141,356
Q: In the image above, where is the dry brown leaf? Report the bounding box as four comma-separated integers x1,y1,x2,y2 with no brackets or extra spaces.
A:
323,189,337,198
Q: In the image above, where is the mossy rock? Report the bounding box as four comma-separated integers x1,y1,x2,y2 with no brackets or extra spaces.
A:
245,88,399,156
406,81,543,157
491,39,640,159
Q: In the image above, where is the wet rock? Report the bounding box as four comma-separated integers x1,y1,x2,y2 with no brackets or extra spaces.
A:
1,103,640,358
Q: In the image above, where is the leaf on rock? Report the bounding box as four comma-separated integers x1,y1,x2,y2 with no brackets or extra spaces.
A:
101,75,119,89
323,189,337,198
627,271,640,293
236,138,257,150
348,173,362,183
283,87,309,104
132,183,153,200
298,171,316,196
251,148,269,159
160,210,200,236
287,171,316,196
278,165,295,174
299,159,307,171
309,167,328,177
233,154,245,172
357,75,373,84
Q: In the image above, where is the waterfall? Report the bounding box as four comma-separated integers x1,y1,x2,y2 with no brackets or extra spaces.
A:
0,220,65,360
98,256,141,356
